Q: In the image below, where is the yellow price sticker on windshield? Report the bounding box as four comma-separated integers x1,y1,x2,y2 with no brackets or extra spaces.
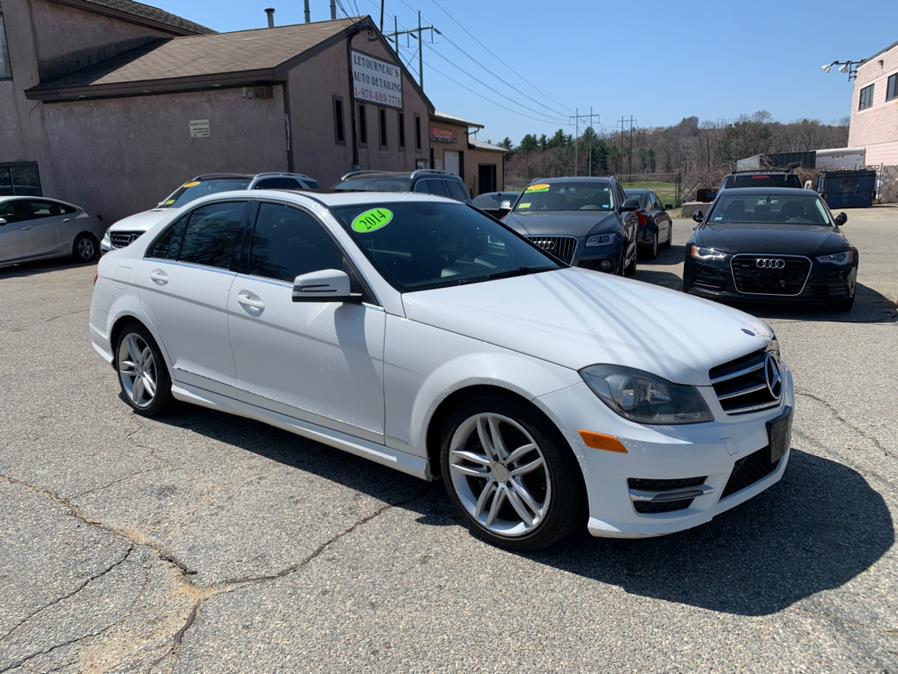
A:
182,181,201,188
164,199,176,206
518,202,531,209
525,183,550,193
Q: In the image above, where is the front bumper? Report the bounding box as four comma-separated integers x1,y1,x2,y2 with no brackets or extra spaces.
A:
683,257,856,304
536,364,795,538
574,239,623,274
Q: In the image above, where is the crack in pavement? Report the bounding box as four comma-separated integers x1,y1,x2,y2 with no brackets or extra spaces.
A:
0,471,434,673
0,547,135,643
796,388,894,459
2,309,89,334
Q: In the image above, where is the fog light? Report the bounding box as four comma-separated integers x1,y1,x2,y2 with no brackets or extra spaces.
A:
600,259,613,272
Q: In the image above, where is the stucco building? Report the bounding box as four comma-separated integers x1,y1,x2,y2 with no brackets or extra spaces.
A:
848,40,898,167
0,0,432,220
429,111,507,196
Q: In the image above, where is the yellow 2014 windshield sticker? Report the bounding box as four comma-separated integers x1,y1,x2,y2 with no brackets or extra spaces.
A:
518,202,532,209
352,207,394,234
182,181,201,188
525,183,550,193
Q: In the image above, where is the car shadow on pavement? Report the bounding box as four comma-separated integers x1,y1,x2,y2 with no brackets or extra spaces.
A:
525,449,894,616
639,243,687,267
729,283,897,325
0,258,97,278
159,406,892,617
633,268,682,290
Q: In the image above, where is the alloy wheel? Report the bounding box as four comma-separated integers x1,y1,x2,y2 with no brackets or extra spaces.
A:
117,333,158,408
448,413,551,537
77,237,96,260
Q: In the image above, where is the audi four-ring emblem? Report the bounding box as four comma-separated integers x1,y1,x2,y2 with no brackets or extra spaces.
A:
755,258,786,269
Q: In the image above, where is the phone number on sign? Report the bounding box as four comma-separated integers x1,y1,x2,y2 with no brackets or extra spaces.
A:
356,87,402,108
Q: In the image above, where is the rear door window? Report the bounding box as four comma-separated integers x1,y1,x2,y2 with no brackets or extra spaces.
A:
446,180,469,202
177,201,246,269
414,180,448,197
147,216,189,260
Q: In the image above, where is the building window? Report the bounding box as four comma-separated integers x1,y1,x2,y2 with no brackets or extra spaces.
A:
859,84,874,110
0,163,42,196
398,112,406,149
887,74,898,102
415,114,422,150
358,104,367,145
378,109,387,148
333,96,345,145
0,11,11,79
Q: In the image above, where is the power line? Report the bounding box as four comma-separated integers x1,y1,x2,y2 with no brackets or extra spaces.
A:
426,0,575,116
427,47,567,125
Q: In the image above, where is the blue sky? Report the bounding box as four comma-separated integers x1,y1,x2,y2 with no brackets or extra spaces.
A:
151,0,898,144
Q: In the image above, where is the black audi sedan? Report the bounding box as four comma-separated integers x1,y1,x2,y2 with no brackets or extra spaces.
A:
683,188,858,311
502,177,638,275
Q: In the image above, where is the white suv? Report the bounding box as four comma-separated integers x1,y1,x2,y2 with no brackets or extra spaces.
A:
89,190,794,550
100,172,319,253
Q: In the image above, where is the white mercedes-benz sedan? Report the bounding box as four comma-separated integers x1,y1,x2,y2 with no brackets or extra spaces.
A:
89,189,794,550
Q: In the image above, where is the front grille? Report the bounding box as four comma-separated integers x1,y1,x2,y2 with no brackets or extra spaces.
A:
731,255,811,295
634,500,692,514
110,231,143,249
528,236,577,264
710,347,781,415
721,446,779,499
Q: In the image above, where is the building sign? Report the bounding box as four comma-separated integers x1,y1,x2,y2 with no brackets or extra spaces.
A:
189,119,211,138
352,51,402,109
431,127,457,144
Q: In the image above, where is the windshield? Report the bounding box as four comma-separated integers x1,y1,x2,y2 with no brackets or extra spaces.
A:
162,179,250,208
513,182,614,213
709,193,831,226
331,202,560,292
725,174,802,189
333,176,412,192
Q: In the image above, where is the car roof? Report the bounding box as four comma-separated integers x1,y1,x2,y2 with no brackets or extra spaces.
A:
0,195,80,207
529,176,613,184
716,187,819,196
192,173,253,181
726,170,794,175
192,189,460,208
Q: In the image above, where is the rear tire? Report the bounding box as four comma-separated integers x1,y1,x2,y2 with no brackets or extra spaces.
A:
114,323,172,417
439,394,585,551
662,222,673,248
73,233,99,262
640,231,658,260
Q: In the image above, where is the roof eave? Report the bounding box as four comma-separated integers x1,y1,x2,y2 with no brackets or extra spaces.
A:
25,69,280,102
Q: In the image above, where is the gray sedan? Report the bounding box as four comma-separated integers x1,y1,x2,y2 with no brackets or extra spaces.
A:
0,196,105,267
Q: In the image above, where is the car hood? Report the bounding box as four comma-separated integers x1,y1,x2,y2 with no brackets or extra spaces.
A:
696,224,848,255
107,208,175,233
402,267,773,385
503,211,620,238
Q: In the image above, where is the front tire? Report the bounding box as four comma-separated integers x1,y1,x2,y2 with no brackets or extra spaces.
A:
624,246,637,277
439,395,585,551
114,323,172,416
73,233,99,262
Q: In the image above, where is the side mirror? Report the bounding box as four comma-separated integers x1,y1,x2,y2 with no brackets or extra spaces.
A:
621,198,639,212
292,269,362,303
834,212,847,226
0,218,6,226
692,210,704,224
664,203,673,210
499,200,512,211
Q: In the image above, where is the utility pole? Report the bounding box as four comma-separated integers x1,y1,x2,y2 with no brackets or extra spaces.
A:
617,115,635,177
569,108,600,176
330,0,336,20
384,15,440,88
380,0,385,31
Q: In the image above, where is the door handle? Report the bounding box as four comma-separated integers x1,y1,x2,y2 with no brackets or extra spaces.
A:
237,291,265,312
21,226,32,231
62,218,72,223
149,269,169,286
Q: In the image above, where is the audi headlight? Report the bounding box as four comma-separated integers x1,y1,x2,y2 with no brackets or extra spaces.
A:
586,233,616,247
580,365,713,425
690,245,729,261
815,250,850,265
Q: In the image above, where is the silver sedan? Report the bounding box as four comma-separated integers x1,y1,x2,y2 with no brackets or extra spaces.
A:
0,196,105,267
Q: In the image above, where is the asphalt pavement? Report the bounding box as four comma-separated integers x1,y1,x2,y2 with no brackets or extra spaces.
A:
0,207,896,672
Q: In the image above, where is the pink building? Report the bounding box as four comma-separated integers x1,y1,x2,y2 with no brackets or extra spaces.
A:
848,40,898,167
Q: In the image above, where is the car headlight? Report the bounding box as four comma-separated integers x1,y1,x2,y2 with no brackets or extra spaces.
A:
101,229,112,246
690,245,729,261
586,233,617,247
580,364,713,425
815,250,850,265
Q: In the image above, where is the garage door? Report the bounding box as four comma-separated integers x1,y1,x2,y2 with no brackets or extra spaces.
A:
444,151,461,176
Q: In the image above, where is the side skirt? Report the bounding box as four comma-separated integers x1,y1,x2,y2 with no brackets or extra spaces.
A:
170,383,431,480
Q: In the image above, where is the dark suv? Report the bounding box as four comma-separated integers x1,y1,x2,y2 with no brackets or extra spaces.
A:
719,170,802,191
333,169,471,202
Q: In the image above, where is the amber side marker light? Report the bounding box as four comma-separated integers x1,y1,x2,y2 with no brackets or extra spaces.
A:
578,430,628,454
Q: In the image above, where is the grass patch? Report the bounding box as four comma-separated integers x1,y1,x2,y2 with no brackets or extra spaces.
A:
623,181,679,207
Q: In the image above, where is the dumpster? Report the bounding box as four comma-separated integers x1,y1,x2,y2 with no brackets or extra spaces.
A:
816,170,877,209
